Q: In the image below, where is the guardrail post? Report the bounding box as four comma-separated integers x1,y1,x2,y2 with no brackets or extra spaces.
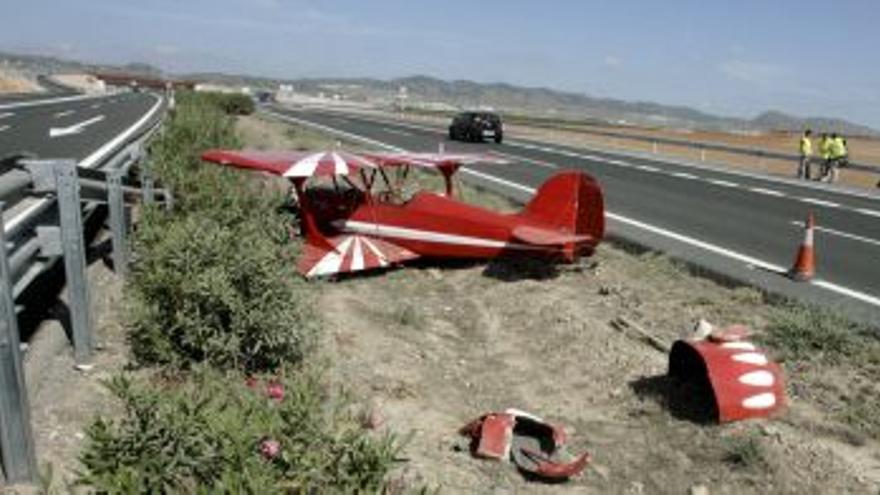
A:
700,146,707,162
107,170,128,277
0,203,38,483
53,160,93,363
652,141,658,154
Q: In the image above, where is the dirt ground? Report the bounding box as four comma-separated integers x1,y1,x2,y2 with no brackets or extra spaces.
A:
393,112,880,190
319,251,879,494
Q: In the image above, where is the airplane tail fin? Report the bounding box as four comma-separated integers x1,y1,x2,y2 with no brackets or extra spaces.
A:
520,171,605,258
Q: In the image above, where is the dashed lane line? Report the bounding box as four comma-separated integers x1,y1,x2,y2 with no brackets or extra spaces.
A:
54,109,75,118
799,197,840,208
672,172,699,179
0,112,13,120
791,220,880,248
708,179,739,188
0,125,9,133
856,208,880,218
750,187,785,197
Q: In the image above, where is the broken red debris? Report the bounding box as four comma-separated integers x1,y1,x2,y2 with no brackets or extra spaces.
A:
669,325,786,423
460,409,589,481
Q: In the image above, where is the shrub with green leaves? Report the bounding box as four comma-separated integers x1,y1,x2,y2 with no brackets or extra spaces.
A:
79,370,399,493
128,213,315,371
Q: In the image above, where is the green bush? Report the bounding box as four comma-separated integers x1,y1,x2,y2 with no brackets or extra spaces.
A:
128,214,315,372
79,370,400,493
128,91,313,372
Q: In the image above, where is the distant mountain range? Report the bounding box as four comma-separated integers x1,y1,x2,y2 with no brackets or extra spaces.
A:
2,50,876,136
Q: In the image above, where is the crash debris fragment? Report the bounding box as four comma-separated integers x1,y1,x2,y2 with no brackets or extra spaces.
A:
460,408,589,481
669,322,786,423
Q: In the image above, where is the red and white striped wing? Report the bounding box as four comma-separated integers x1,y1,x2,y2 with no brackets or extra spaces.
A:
297,234,419,278
202,149,379,178
283,151,379,178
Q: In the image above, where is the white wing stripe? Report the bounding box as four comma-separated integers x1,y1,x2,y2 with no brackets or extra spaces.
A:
351,237,365,271
332,152,348,175
286,152,324,177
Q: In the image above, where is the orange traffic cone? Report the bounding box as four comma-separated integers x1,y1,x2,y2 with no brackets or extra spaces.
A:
789,212,816,281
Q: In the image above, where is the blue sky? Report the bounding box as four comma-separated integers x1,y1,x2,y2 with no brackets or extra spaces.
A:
3,0,878,127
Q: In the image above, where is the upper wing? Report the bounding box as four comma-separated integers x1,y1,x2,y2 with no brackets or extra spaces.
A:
201,150,308,176
298,233,419,278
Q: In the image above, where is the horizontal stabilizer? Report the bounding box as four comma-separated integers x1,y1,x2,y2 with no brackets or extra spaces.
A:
511,225,594,246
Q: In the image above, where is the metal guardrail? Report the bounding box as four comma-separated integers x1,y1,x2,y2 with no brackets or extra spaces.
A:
0,106,171,484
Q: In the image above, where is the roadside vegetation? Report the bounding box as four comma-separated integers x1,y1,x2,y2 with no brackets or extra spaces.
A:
75,92,400,492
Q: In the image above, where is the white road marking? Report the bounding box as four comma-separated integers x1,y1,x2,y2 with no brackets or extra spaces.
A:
636,165,660,172
263,110,880,310
0,93,105,110
749,187,785,197
49,115,105,137
54,109,75,118
79,94,163,168
708,179,739,188
0,125,10,133
6,94,164,235
672,172,699,179
490,150,558,169
0,112,13,120
799,197,840,208
791,220,880,247
90,103,101,109
856,208,880,218
381,127,412,137
605,159,631,166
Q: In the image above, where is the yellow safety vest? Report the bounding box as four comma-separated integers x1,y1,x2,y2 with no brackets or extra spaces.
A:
820,139,832,159
833,137,847,158
800,136,812,156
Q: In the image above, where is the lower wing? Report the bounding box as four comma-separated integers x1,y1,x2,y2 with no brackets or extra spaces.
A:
298,233,420,278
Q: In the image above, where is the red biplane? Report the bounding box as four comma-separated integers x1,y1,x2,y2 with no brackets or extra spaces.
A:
200,149,605,278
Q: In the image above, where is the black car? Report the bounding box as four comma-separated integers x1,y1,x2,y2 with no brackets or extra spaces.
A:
448,112,503,143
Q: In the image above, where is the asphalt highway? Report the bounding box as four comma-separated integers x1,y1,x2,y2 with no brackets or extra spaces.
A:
265,105,880,323
0,91,162,165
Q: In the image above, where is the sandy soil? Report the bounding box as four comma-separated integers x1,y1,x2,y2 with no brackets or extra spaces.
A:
319,249,878,493
0,69,42,94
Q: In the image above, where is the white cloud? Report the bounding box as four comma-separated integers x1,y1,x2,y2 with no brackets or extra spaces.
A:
718,60,790,85
604,55,621,67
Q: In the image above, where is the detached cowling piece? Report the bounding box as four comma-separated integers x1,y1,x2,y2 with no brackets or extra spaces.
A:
460,409,589,481
669,324,786,423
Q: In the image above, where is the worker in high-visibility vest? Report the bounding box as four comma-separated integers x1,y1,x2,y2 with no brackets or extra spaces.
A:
818,133,832,181
824,133,848,183
798,129,813,179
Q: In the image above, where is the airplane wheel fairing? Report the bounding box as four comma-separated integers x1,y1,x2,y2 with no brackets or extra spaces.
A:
668,339,786,423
